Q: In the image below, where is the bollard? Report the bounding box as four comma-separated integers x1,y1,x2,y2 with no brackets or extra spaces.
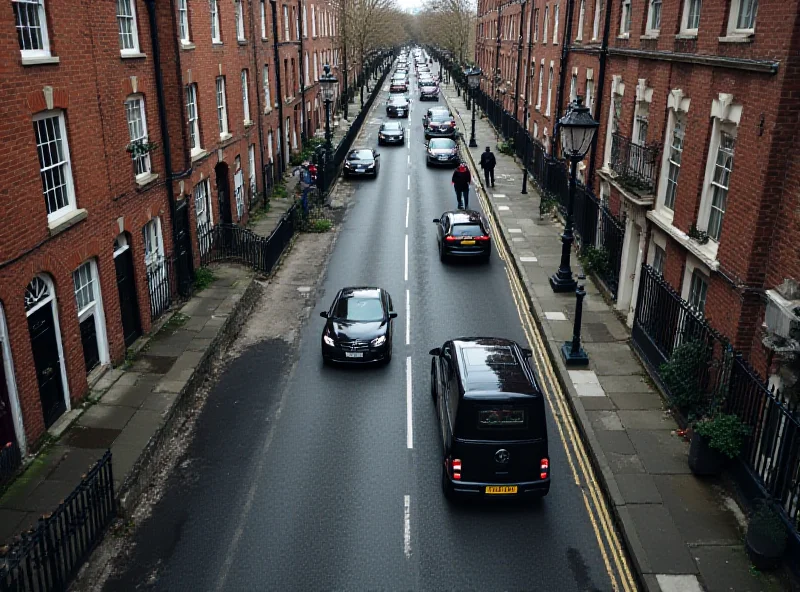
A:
561,282,590,366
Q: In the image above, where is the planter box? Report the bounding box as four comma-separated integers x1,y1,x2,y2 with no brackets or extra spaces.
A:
688,431,728,476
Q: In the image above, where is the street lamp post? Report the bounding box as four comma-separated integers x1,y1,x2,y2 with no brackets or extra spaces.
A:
465,66,482,148
550,95,599,293
319,63,338,194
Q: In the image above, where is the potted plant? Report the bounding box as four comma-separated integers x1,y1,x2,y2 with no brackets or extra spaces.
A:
745,499,788,570
688,413,749,476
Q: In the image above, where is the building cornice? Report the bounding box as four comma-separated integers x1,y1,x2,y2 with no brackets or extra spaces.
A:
608,47,779,74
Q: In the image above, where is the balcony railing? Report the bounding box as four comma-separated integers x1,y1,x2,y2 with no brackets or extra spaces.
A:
609,132,659,193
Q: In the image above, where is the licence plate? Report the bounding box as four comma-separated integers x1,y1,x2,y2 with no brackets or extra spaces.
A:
461,240,476,245
345,352,364,358
485,485,518,494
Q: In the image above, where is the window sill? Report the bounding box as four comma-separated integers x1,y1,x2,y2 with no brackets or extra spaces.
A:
262,36,269,42
191,149,209,163
646,209,720,271
21,55,60,66
617,33,630,40
719,34,754,44
180,41,196,50
212,41,224,46
237,39,248,46
135,172,159,188
675,32,698,40
244,120,254,128
121,52,147,59
640,33,659,40
219,132,233,142
48,208,88,237
264,107,273,114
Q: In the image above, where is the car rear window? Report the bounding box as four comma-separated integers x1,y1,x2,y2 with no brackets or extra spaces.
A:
430,114,451,123
478,407,527,428
451,224,483,237
470,404,544,440
333,296,384,322
383,122,401,130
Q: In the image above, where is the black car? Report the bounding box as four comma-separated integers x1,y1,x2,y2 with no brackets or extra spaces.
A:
433,210,492,262
386,95,410,118
423,106,451,129
321,287,397,365
390,78,408,93
343,148,380,178
424,112,457,139
379,121,405,145
429,337,550,500
426,138,459,167
419,83,439,100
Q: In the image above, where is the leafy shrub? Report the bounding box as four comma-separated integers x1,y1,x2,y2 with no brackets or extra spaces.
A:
581,246,610,276
497,140,515,155
193,267,216,292
694,413,749,459
306,218,332,233
659,340,711,418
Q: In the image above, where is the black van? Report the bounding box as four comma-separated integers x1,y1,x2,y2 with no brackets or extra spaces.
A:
429,337,550,500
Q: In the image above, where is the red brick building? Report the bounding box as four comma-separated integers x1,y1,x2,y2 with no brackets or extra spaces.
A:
0,0,340,455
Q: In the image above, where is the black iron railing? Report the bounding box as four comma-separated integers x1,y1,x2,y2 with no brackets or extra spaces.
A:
609,132,659,193
146,256,173,321
596,204,626,298
0,451,116,592
0,440,22,492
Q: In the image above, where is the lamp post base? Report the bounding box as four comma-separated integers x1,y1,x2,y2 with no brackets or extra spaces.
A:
549,272,577,293
469,137,478,148
561,342,589,366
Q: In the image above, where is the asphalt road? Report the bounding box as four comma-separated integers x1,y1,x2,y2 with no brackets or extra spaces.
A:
103,60,621,592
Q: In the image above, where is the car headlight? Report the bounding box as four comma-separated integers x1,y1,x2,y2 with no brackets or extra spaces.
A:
371,335,386,347
366,164,375,169
323,335,335,347
379,133,385,139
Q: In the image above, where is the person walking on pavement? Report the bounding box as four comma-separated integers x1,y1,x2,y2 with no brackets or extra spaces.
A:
451,162,472,210
480,146,496,187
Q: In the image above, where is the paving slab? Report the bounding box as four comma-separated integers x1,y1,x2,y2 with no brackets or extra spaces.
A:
76,404,136,430
629,430,692,475
45,447,106,482
618,410,676,431
609,392,667,410
692,546,768,592
0,509,29,541
615,473,664,504
627,504,699,574
584,343,646,375
100,379,157,408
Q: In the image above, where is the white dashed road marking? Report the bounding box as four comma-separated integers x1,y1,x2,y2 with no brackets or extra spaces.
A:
406,357,413,449
403,495,412,558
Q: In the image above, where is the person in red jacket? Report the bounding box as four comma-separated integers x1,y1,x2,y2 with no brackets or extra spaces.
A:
451,163,472,210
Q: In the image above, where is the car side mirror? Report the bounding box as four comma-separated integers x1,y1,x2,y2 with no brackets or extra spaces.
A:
429,347,441,356
432,218,440,223
521,347,533,358
375,153,380,157
389,312,398,319
320,311,328,318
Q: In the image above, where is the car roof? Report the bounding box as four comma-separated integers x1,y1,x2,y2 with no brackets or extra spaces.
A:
338,286,382,299
444,210,486,225
451,338,539,398
428,106,449,112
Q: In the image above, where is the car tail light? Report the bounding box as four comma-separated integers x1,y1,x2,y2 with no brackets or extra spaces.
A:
476,235,490,241
540,458,550,480
450,121,456,127
452,458,462,480
445,235,458,242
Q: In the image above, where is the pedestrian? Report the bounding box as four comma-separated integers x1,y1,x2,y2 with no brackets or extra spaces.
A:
451,162,472,210
480,146,496,188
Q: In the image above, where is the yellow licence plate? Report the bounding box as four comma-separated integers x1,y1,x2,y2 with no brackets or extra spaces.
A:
485,485,518,495
461,240,476,245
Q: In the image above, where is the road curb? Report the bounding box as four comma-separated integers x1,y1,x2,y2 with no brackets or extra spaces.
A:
444,88,652,592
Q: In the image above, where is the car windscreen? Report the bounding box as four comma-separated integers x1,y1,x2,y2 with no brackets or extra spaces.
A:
430,114,451,122
428,139,454,149
332,296,384,322
389,97,407,104
347,150,373,160
382,122,402,130
451,223,483,237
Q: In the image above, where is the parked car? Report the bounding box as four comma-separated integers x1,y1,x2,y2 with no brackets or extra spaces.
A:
424,112,457,139
429,337,550,500
432,210,491,262
379,121,405,145
419,83,439,100
423,106,451,128
386,95,410,118
343,148,380,178
425,138,459,167
321,287,397,365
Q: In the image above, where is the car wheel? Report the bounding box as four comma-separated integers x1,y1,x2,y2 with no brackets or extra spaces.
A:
482,249,491,263
439,242,447,263
426,160,431,167
430,359,437,402
322,355,332,366
441,465,455,501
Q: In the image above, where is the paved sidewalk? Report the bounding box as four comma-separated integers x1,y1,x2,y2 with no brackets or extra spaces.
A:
442,81,789,592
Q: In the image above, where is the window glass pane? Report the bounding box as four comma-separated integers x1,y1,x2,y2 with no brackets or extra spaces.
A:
478,408,526,427
13,0,46,51
116,0,136,50
73,262,96,312
34,114,71,215
332,296,384,321
737,0,757,29
687,0,702,28
451,224,483,237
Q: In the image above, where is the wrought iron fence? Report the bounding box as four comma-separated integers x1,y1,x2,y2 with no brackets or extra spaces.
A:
609,132,659,193
0,440,22,492
0,451,116,592
595,203,626,298
146,256,173,321
632,264,800,537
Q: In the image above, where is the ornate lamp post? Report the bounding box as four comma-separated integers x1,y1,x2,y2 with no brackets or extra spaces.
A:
465,66,482,148
549,95,599,293
319,63,338,193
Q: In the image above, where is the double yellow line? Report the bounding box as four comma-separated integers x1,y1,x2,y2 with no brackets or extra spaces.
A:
472,170,638,592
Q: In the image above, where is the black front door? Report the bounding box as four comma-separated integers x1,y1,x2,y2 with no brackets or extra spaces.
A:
115,247,142,347
216,164,232,224
0,349,17,447
27,303,66,429
80,316,100,374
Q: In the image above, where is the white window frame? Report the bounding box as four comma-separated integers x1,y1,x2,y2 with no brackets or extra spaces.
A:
235,0,246,40
570,71,578,102
585,72,594,115
704,130,735,243
186,83,201,154
592,0,601,40
117,0,141,55
216,76,230,138
727,0,757,35
302,5,308,37
661,113,685,213
143,217,165,268
13,0,51,58
0,302,25,455
178,0,190,43
261,0,267,38
545,62,554,116
646,0,662,34
283,5,290,41
211,0,221,43
242,69,251,123
194,178,213,231
680,0,702,34
305,51,310,86
73,260,110,369
552,4,559,44
234,156,245,220
543,7,549,44
536,59,544,109
267,130,274,163
125,95,152,180
533,9,539,42
248,144,257,199
620,0,631,35
313,52,318,81
311,4,316,36
263,64,272,112
687,268,709,315
652,245,666,275
576,0,585,41
33,110,77,222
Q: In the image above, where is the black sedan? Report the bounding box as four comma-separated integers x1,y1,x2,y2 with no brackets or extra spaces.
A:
424,112,457,139
425,138,459,167
378,121,405,145
419,83,439,100
433,210,492,262
386,95,410,118
320,287,397,365
343,148,380,178
390,78,408,93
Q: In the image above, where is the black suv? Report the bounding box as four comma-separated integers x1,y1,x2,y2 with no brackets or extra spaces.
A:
386,95,410,118
429,338,550,500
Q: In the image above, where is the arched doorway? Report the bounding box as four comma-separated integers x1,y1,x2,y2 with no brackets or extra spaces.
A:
114,233,142,347
215,161,232,225
25,275,69,429
0,302,24,455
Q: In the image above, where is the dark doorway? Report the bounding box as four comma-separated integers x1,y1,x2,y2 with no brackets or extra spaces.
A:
80,316,100,373
215,162,232,225
114,236,142,348
27,300,66,429
0,348,17,448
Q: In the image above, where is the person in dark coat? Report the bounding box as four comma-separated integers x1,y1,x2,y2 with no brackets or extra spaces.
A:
451,163,472,210
480,146,496,187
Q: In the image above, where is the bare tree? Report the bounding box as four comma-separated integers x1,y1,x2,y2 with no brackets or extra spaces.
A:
417,0,476,64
